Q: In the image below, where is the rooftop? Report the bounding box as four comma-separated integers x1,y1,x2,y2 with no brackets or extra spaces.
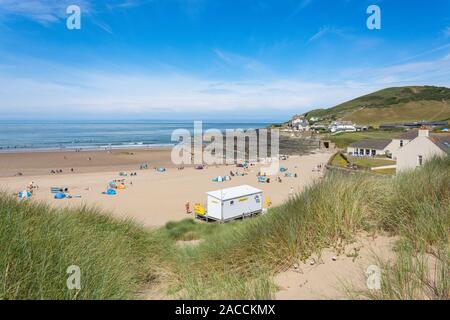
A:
207,185,262,201
398,129,419,140
348,139,392,150
429,135,450,154
332,120,354,125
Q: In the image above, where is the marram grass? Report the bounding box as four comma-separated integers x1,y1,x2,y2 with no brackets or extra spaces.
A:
0,156,449,299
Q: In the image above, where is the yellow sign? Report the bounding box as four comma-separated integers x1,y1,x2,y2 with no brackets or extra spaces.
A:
239,197,248,202
194,203,205,215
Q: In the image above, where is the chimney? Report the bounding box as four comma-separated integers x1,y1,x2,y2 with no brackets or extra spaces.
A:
418,129,429,137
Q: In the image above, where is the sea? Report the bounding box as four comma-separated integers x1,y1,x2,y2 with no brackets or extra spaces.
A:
0,120,270,152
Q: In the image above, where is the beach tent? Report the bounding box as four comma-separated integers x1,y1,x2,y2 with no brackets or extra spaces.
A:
257,176,266,183
103,188,117,195
195,165,204,170
117,184,126,190
54,192,66,199
212,175,232,182
51,187,68,193
280,167,288,172
212,176,224,182
18,190,31,199
284,172,297,178
236,162,248,168
108,180,117,189
156,167,166,172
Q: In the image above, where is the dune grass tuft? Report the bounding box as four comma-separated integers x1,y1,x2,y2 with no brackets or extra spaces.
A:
0,196,171,299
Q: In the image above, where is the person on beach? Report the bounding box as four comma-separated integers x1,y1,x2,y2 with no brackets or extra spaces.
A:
185,201,191,214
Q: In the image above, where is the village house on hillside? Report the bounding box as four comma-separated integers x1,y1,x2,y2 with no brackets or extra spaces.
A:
390,129,420,159
347,139,395,157
396,129,450,172
329,121,356,133
345,128,449,172
288,115,310,131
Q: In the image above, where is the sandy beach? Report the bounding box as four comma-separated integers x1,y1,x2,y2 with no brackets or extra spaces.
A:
0,148,175,177
0,148,332,227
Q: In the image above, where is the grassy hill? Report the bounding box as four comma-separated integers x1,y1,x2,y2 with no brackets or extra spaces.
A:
1,157,449,299
305,86,450,126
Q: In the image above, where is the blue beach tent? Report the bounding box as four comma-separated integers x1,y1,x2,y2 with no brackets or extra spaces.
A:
54,192,66,199
106,188,117,195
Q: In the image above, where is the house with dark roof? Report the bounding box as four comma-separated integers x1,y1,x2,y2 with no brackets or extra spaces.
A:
347,139,395,157
396,129,450,172
389,129,420,159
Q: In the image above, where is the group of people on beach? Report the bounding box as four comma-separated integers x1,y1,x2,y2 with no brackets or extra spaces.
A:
50,168,74,174
26,181,39,194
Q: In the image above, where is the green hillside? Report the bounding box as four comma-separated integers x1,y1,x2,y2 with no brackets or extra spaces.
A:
305,86,450,126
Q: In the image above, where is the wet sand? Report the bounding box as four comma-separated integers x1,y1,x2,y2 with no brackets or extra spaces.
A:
0,148,174,177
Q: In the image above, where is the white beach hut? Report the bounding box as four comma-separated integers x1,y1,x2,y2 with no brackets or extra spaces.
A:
205,185,263,221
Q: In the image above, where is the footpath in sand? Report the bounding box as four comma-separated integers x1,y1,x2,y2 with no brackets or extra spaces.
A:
0,150,332,227
274,234,397,299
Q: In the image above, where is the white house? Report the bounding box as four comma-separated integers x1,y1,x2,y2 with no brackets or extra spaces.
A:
205,185,263,221
290,115,310,131
329,121,356,133
347,139,395,157
396,129,449,172
389,129,419,160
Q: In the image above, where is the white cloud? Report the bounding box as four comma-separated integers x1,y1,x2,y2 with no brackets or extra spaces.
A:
0,62,371,117
213,49,269,73
0,50,449,119
0,0,150,25
307,25,346,43
0,0,92,25
287,0,314,20
337,47,450,85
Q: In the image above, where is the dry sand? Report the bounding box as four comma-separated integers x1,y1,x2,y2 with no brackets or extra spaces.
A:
274,233,397,299
0,148,332,227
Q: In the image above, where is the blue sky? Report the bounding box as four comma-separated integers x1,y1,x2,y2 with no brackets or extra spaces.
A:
0,0,449,121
